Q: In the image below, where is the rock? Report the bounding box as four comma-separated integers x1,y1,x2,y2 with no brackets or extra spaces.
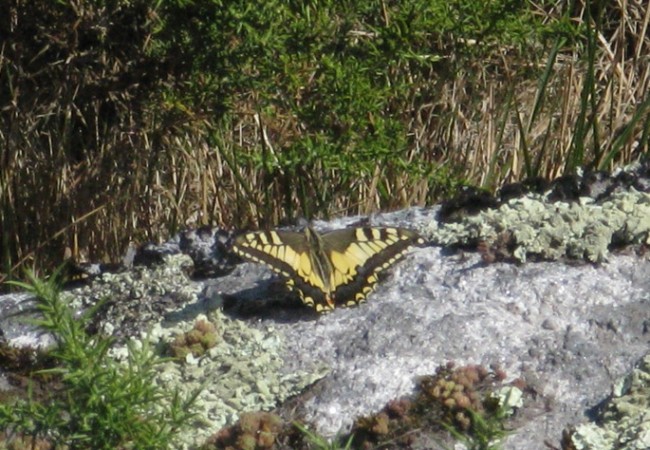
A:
2,163,650,448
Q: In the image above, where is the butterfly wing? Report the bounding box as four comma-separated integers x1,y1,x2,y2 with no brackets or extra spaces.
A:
232,227,422,312
321,227,422,308
232,230,332,309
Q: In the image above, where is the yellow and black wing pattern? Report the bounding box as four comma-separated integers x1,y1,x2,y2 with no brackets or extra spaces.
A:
232,226,423,313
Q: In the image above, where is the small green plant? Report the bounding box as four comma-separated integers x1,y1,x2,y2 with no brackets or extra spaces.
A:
169,318,220,360
0,269,200,449
211,411,283,450
441,407,508,450
345,363,519,449
293,422,355,450
420,364,518,450
210,412,354,450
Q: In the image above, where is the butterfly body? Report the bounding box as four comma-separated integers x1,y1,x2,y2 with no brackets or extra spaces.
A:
232,226,422,313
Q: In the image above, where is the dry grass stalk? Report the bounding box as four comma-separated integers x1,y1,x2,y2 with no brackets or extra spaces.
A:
1,2,649,282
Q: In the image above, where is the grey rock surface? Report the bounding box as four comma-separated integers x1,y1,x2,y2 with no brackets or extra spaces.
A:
221,241,649,448
209,205,650,448
2,201,649,448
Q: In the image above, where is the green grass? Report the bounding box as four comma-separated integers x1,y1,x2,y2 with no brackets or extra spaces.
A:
293,422,355,450
441,406,508,450
0,269,200,449
1,0,648,284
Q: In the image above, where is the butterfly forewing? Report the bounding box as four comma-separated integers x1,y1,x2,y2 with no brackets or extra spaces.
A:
232,226,422,312
233,230,333,309
233,231,293,280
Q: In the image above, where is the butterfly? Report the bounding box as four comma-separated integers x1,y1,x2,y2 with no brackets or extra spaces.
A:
232,226,423,313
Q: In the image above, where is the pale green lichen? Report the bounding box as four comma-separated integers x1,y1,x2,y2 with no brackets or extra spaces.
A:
491,386,523,416
61,254,199,334
423,190,650,262
570,354,650,450
148,312,329,449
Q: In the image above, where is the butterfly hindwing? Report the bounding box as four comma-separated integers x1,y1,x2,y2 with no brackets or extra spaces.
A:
320,227,421,308
232,226,422,313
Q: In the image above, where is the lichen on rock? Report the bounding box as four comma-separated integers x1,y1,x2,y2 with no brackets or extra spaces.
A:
148,311,329,449
424,189,650,263
57,253,329,449
569,353,650,450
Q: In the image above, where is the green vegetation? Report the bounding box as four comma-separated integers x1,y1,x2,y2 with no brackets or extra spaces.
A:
292,422,355,450
208,412,355,450
207,363,520,449
0,270,199,449
1,0,648,283
168,318,220,359
342,363,519,449
421,365,514,450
